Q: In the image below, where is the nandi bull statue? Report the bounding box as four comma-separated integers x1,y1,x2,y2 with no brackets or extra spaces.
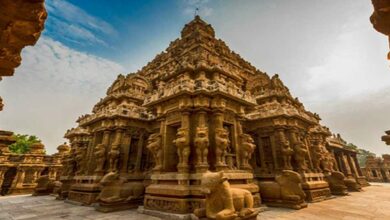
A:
259,170,307,209
194,171,260,220
96,172,145,212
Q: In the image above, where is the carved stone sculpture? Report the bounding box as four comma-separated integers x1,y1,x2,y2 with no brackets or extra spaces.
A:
173,127,190,171
293,140,308,171
96,172,145,212
325,171,348,195
33,175,55,196
240,134,256,169
194,171,259,220
215,128,230,166
281,139,293,170
94,144,106,173
146,133,163,171
312,141,324,172
259,170,307,209
108,145,120,172
194,126,209,165
75,147,87,175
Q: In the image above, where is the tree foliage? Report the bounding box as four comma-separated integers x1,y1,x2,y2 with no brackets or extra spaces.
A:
346,143,375,167
8,134,41,154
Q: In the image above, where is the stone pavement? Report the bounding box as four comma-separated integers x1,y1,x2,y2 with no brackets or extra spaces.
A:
0,183,389,220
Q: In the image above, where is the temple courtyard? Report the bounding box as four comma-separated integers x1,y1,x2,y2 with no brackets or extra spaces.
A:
0,183,387,220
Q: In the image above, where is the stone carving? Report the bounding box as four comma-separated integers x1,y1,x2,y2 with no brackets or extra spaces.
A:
96,172,144,203
215,128,230,166
325,171,348,196
240,134,256,169
94,144,106,173
173,127,190,171
108,145,120,172
75,147,87,175
312,141,324,172
259,170,307,209
293,139,308,171
33,175,55,196
194,126,209,165
280,136,293,170
146,133,163,171
194,171,259,219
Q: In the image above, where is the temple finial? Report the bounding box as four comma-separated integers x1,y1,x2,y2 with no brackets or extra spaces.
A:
194,7,199,17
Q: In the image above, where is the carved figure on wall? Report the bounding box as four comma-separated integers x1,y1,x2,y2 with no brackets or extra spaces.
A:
281,139,293,170
108,144,120,172
293,139,308,171
194,171,259,219
194,126,209,165
146,133,163,171
259,170,307,209
75,147,87,175
94,144,106,173
97,172,145,203
240,134,256,169
173,128,190,170
215,128,230,166
312,141,324,172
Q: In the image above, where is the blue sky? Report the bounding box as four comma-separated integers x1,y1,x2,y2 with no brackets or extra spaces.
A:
1,0,389,155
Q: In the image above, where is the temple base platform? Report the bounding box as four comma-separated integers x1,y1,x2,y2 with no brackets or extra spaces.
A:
67,176,101,205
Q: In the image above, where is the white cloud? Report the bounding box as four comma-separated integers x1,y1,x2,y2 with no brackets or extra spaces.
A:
45,0,116,46
0,37,125,154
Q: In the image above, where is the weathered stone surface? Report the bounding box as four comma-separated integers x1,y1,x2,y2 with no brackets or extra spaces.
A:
370,0,390,59
59,16,365,216
0,0,47,77
362,154,390,182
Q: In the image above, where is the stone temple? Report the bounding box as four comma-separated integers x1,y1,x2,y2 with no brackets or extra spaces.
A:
59,16,367,218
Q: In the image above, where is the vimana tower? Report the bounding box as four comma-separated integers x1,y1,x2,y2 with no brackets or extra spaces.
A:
58,16,367,217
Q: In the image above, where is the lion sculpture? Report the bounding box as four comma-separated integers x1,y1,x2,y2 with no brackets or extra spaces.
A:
194,171,259,220
259,170,307,209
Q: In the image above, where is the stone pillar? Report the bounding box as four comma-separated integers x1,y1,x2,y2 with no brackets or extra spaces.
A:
15,167,25,188
109,129,123,172
134,131,145,172
256,131,266,169
121,132,131,174
214,111,228,171
0,167,7,186
341,152,352,176
177,111,190,173
195,110,209,172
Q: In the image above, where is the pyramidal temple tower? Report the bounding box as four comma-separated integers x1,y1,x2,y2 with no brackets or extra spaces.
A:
61,16,367,216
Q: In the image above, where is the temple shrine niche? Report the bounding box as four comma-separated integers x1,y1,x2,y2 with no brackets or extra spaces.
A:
0,131,68,196
60,16,367,218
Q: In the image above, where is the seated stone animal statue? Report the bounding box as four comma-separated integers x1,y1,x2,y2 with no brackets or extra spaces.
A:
194,171,259,220
33,175,55,196
96,172,145,204
325,171,348,195
344,177,362,192
259,170,307,209
52,181,62,196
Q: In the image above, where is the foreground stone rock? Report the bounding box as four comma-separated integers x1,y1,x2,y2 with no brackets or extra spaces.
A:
59,16,366,217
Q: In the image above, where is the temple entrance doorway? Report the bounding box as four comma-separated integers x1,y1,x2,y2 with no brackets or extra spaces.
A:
40,167,49,176
1,167,17,196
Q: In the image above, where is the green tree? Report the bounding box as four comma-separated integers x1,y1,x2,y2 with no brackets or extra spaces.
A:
8,134,41,154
